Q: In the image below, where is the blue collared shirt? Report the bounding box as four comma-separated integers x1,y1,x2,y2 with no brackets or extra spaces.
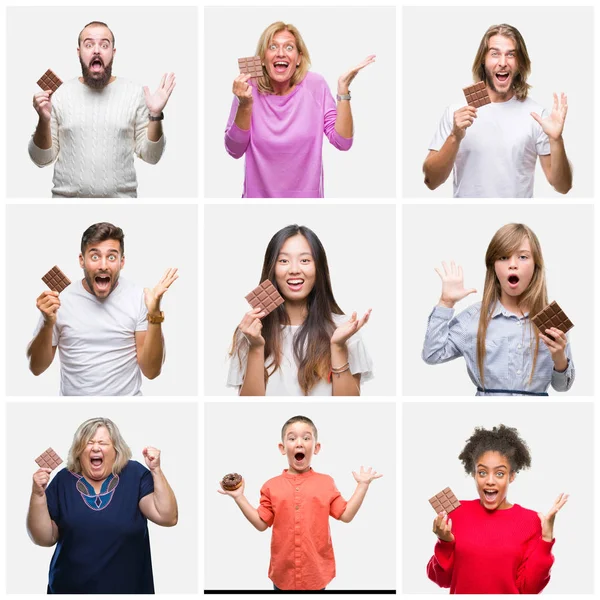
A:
422,302,575,396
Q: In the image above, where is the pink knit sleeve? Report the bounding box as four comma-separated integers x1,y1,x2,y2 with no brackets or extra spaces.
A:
321,78,353,152
224,97,250,159
516,536,555,594
426,539,455,588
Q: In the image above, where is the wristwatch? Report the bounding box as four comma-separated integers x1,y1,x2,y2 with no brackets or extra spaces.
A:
147,311,165,324
336,92,351,101
148,112,164,121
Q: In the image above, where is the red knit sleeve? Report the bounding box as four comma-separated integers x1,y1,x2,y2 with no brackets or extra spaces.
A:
426,539,455,588
516,535,555,594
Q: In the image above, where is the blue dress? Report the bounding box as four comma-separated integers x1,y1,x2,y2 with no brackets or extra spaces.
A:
45,460,154,593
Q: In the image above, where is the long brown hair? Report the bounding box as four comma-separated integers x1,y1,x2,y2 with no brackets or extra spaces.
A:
231,225,343,394
477,224,547,386
471,24,532,101
254,22,311,95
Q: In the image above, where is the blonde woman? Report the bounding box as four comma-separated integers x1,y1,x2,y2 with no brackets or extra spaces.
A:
27,418,178,593
422,223,574,395
225,21,375,198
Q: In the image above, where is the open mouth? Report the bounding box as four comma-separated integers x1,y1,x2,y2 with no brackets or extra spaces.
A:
483,489,498,502
95,275,111,292
90,57,104,72
287,279,304,292
90,456,104,469
508,275,520,288
495,71,510,83
294,452,305,462
273,61,290,73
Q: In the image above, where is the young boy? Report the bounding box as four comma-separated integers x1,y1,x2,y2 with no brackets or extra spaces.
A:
218,415,382,590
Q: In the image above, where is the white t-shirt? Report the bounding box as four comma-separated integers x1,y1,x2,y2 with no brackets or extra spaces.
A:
227,313,374,396
33,278,148,396
429,96,550,198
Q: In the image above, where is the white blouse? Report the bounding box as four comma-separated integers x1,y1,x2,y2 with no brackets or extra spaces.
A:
227,314,374,396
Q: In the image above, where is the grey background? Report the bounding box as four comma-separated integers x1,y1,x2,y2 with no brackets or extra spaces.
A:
6,6,198,198
5,204,198,396
204,203,396,396
205,401,396,591
204,6,396,198
6,401,198,593
402,203,594,396
402,6,594,199
403,402,594,594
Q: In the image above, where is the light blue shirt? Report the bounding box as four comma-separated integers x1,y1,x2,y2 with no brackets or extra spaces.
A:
422,302,574,396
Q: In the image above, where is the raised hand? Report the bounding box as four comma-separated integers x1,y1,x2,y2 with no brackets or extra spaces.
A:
32,467,52,497
337,55,376,95
143,73,176,116
144,267,178,315
531,93,568,141
36,290,61,325
352,465,383,485
239,307,266,348
433,511,455,543
435,261,477,308
451,105,478,141
538,492,568,542
217,477,246,499
233,73,254,106
33,91,53,122
142,446,161,471
330,309,372,347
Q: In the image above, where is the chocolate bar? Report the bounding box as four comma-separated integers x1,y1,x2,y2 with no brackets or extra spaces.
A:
531,301,574,341
245,280,284,316
35,447,63,471
42,266,71,293
37,69,63,93
429,487,461,514
463,81,491,108
238,56,263,79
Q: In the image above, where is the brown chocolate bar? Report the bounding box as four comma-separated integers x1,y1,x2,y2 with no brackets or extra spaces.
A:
245,280,284,316
37,69,63,93
531,301,574,341
429,487,461,514
238,56,263,78
42,266,71,293
35,447,63,471
463,81,491,108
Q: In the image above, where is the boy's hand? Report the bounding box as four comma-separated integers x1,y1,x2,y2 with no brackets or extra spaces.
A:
217,478,245,499
352,465,383,485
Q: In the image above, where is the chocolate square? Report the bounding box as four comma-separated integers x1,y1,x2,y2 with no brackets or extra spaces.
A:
37,69,63,93
245,280,284,316
429,486,461,514
42,266,71,293
531,301,574,341
35,447,63,471
238,56,263,79
463,81,491,108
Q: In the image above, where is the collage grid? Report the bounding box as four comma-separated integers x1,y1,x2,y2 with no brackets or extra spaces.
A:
0,0,598,597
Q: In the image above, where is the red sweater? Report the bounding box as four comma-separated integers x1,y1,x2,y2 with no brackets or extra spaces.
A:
427,500,555,594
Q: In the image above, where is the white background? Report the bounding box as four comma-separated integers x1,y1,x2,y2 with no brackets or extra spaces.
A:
204,203,396,396
204,6,396,198
5,204,198,396
204,401,396,591
402,203,594,396
403,402,593,594
402,6,594,199
6,401,198,593
6,6,198,198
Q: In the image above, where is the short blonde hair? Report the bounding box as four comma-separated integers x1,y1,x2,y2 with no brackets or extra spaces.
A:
255,22,311,95
67,417,132,475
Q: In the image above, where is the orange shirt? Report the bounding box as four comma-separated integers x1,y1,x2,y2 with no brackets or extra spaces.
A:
258,468,348,590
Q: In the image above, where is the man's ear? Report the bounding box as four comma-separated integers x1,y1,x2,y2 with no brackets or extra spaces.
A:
120,254,125,269
79,253,84,268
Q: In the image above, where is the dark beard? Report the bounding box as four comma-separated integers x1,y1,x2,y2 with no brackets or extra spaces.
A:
80,57,113,89
83,270,119,298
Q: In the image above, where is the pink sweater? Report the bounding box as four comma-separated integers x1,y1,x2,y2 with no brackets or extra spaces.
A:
224,72,353,198
427,500,555,594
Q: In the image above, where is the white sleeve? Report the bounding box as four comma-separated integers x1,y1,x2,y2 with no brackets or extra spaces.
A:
428,106,454,152
134,88,166,164
347,332,374,383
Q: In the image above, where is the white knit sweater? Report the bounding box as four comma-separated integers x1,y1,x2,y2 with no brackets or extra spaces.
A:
28,77,165,198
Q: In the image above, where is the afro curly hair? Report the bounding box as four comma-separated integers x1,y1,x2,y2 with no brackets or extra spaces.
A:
458,424,531,475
